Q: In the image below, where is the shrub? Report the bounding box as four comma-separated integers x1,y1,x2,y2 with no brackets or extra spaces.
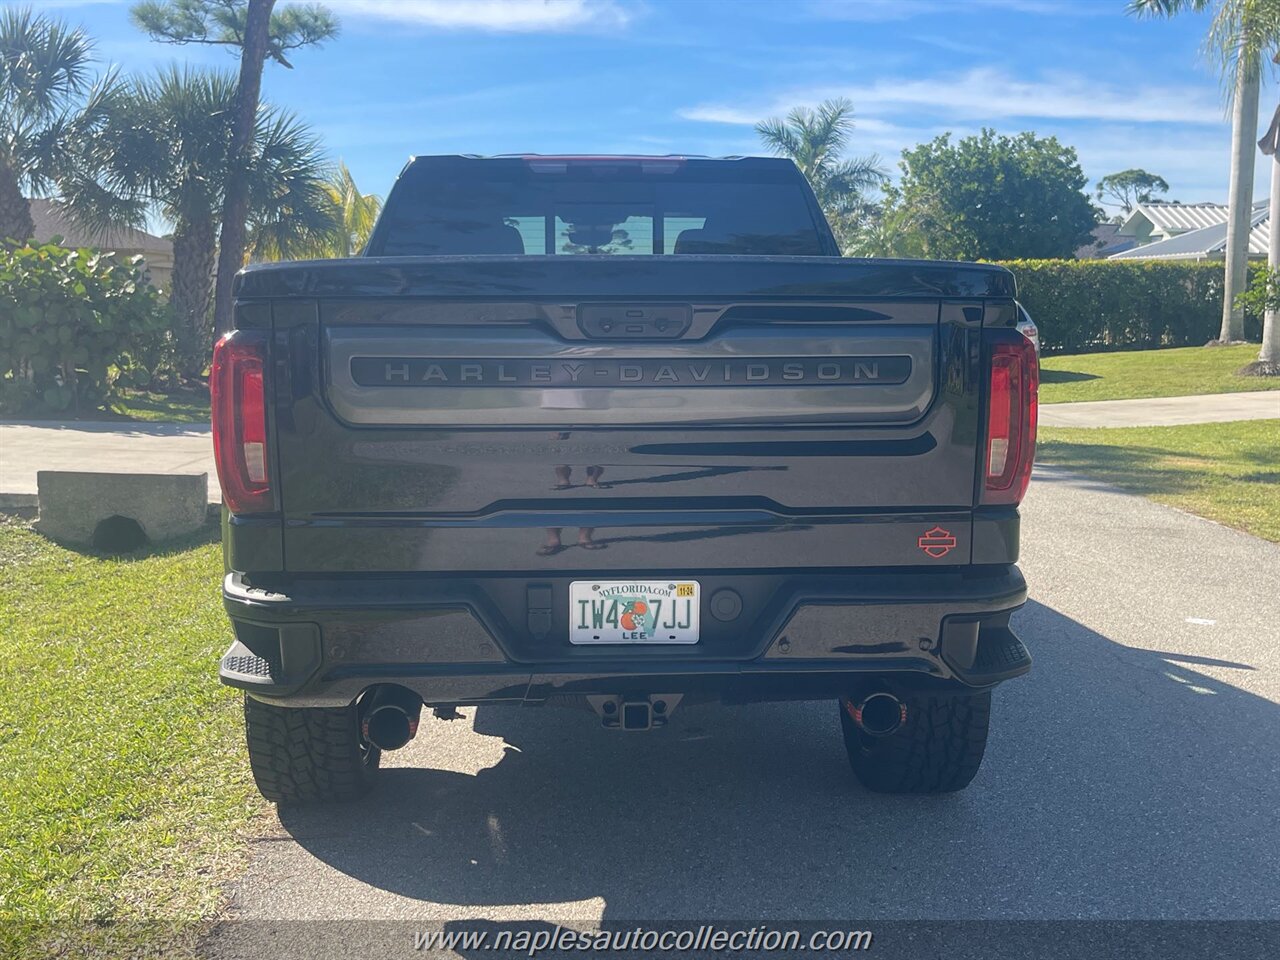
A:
1234,265,1280,318
994,259,1263,355
0,241,168,415
112,324,185,393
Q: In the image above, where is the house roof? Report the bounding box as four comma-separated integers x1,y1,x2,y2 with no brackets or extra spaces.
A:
1118,201,1226,236
1108,204,1270,260
28,199,171,256
1075,222,1137,259
1117,198,1270,238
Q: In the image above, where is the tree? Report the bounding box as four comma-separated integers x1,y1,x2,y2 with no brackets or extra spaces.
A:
1095,168,1171,214
67,68,337,374
130,0,338,340
755,98,886,252
131,0,337,67
317,161,381,258
1130,0,1280,343
842,202,929,259
256,161,381,260
0,7,119,242
1242,102,1280,374
890,129,1098,261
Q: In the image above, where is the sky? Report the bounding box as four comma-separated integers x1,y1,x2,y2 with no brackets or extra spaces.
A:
19,0,1278,216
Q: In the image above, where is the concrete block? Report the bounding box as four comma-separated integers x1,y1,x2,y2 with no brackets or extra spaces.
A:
36,471,209,547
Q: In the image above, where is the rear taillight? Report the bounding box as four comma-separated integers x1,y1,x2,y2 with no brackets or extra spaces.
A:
982,335,1038,506
211,332,273,514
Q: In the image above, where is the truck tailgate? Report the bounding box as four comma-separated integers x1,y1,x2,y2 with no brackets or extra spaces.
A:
248,256,1006,573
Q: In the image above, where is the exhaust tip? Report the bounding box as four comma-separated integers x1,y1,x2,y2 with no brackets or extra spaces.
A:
359,685,424,751
851,692,906,737
363,705,416,751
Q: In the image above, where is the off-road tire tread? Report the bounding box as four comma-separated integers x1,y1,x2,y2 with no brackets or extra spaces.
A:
244,695,379,803
841,691,991,794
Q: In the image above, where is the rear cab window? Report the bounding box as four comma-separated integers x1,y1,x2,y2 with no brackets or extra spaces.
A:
368,156,836,257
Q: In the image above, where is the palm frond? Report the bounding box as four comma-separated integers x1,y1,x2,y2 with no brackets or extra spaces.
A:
1206,0,1280,83
1127,0,1212,16
0,7,95,116
756,98,861,184
1130,0,1279,94
57,174,151,238
245,105,341,261
329,160,382,256
754,117,802,161
811,97,855,159
1,7,100,184
824,155,889,200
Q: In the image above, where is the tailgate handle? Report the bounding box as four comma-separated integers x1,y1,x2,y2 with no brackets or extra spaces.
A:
578,303,691,339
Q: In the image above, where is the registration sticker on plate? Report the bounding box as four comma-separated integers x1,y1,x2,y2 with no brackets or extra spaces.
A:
569,580,701,645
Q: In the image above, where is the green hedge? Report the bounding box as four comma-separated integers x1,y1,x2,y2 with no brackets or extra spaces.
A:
994,259,1263,355
1,242,168,416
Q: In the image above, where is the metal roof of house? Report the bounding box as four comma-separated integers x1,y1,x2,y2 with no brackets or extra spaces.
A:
28,199,171,256
1136,201,1227,232
1118,198,1269,237
1108,205,1270,260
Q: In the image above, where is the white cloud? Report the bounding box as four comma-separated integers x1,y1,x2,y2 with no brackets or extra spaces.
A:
679,68,1226,127
318,0,632,33
677,66,1255,200
678,105,761,126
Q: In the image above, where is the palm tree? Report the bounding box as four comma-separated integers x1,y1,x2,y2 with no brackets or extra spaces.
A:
243,114,344,262
254,161,381,260
755,98,886,252
1252,103,1280,374
130,0,340,335
67,67,338,374
320,162,382,258
1130,0,1280,345
0,7,119,242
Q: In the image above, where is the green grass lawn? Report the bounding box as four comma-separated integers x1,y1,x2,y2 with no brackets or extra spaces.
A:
0,519,260,959
1038,419,1280,542
1040,344,1280,404
1,387,211,425
106,386,211,424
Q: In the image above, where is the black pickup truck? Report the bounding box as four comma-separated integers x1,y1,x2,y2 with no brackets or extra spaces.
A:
213,154,1037,803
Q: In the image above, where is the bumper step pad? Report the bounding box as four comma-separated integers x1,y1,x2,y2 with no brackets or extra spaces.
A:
222,651,278,681
955,627,1031,686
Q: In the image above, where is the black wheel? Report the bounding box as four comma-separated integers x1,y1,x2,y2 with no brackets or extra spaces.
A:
839,690,991,794
243,694,381,803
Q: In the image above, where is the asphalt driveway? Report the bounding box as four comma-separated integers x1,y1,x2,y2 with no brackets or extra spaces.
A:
206,465,1280,958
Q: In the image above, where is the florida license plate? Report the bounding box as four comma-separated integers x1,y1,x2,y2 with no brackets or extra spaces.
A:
568,580,701,645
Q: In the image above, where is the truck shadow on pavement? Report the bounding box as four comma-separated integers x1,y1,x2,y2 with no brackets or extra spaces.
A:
269,599,1279,925
1037,369,1101,385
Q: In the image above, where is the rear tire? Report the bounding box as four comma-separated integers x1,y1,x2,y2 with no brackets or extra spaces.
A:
839,690,991,794
244,694,381,803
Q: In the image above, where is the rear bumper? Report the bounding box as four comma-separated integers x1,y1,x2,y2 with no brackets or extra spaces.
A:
220,566,1029,708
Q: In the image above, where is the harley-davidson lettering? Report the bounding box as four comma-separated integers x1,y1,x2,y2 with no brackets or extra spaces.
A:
350,356,912,387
